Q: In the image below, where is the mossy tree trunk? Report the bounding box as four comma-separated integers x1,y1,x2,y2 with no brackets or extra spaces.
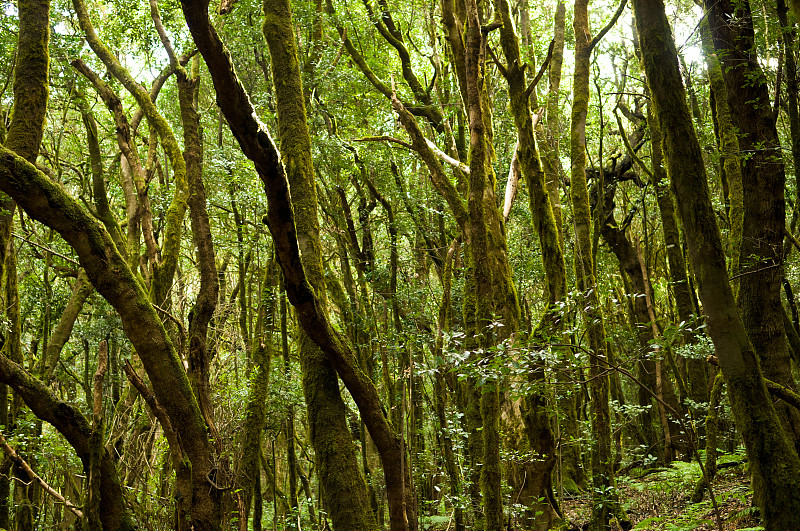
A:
633,0,800,527
540,1,566,242
704,0,800,451
570,1,627,528
261,2,379,530
463,2,503,528
493,0,564,526
697,17,743,283
182,0,415,528
179,56,222,455
542,1,587,495
238,265,274,529
777,0,800,201
645,102,707,409
3,0,49,527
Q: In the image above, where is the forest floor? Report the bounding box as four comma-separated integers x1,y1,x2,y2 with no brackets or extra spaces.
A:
561,454,762,530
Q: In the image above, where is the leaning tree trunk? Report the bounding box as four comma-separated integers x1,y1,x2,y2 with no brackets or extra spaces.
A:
633,0,800,527
262,2,379,529
178,1,415,529
704,0,800,451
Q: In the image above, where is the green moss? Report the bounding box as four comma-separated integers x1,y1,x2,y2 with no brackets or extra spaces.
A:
562,477,580,496
6,0,50,161
262,2,379,528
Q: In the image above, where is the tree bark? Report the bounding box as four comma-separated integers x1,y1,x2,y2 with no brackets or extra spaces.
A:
493,0,563,526
570,1,627,527
633,0,800,527
262,2,380,529
462,2,503,527
0,353,134,530
178,1,414,529
704,0,800,451
42,270,93,382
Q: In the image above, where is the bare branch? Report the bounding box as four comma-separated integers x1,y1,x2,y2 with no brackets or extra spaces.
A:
589,0,628,52
0,433,83,519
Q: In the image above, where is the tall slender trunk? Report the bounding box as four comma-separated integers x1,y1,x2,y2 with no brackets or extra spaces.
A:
493,0,563,526
540,1,566,242
704,0,800,451
261,2,379,529
463,2,503,528
570,1,626,527
634,0,800,527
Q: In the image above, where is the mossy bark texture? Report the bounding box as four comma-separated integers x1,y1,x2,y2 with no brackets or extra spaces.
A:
6,0,49,162
493,0,563,526
180,65,222,455
540,1,566,242
704,0,800,451
633,0,800,527
72,0,188,306
570,1,624,527
41,270,93,383
698,18,743,282
262,2,379,530
645,101,707,408
179,1,414,529
463,1,505,528
692,372,724,503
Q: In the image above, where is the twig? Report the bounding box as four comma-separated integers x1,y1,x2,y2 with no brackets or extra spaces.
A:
727,262,782,282
12,233,80,266
707,355,800,412
123,360,183,464
589,0,628,52
352,135,413,149
152,304,187,341
352,135,471,174
93,340,108,422
0,433,83,518
523,39,555,101
614,109,653,180
784,227,800,253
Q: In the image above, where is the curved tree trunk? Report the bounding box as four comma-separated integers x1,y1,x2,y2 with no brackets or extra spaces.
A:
178,1,414,529
262,2,380,529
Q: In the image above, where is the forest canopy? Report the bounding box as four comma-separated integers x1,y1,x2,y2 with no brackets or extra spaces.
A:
1,0,800,529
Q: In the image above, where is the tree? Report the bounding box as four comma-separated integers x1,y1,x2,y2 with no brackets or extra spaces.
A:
634,0,800,527
3,0,800,529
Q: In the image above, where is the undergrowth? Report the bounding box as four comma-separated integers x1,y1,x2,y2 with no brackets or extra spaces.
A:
562,450,762,531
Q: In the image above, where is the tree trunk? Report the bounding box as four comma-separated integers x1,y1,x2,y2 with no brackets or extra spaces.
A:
704,0,800,451
633,0,800,527
261,1,382,529
493,0,563,526
570,1,626,527
540,1,566,242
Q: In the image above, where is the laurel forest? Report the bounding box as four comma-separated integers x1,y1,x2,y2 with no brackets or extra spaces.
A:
0,0,799,529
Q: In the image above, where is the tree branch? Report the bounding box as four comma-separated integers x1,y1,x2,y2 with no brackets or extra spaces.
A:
0,433,83,519
589,0,628,51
